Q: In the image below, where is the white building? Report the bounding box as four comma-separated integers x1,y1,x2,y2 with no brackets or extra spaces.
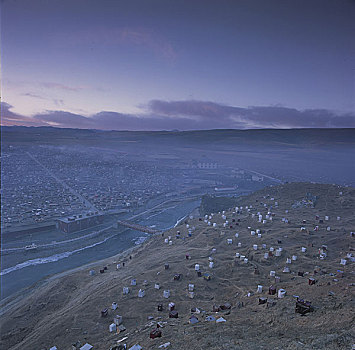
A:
197,162,218,169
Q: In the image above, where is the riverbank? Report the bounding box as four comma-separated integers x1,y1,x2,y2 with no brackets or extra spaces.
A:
1,197,201,300
0,230,149,314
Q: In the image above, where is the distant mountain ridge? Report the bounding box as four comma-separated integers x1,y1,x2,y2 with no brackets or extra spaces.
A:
2,126,355,148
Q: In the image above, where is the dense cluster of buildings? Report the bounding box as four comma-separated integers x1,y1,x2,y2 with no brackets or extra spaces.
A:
1,145,269,231
1,146,182,230
1,149,85,228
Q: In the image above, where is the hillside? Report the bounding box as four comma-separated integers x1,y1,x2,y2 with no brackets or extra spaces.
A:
0,182,354,350
200,194,240,216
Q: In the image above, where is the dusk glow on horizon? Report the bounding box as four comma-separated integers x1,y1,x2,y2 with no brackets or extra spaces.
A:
1,0,354,130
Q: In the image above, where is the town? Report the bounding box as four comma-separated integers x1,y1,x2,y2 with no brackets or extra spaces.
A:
1,141,274,233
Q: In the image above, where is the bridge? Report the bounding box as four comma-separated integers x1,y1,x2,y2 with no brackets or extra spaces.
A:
117,220,162,234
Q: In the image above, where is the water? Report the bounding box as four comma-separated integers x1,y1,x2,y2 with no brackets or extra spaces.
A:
1,236,113,276
0,198,200,300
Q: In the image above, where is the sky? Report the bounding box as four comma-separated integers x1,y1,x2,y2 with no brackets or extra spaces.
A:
1,0,354,130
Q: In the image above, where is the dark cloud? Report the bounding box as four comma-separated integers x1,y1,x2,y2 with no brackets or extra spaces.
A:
0,102,47,126
1,102,22,120
148,100,240,120
148,100,355,129
1,100,354,130
32,110,228,131
236,106,355,128
34,111,94,129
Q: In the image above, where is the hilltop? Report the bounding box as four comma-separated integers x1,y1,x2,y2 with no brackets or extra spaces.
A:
0,182,354,350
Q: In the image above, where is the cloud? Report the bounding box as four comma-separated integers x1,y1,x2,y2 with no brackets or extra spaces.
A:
53,99,65,107
1,102,23,120
54,27,177,61
21,92,47,100
40,82,87,92
237,106,355,128
147,100,355,129
31,110,212,131
148,100,235,119
0,102,48,126
21,92,64,107
1,100,354,130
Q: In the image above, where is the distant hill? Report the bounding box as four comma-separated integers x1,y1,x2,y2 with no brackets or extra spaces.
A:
2,126,355,149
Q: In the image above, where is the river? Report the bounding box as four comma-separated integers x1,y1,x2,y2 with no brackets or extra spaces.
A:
0,197,201,300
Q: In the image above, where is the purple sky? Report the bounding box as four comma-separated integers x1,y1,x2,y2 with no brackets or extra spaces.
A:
1,0,354,130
